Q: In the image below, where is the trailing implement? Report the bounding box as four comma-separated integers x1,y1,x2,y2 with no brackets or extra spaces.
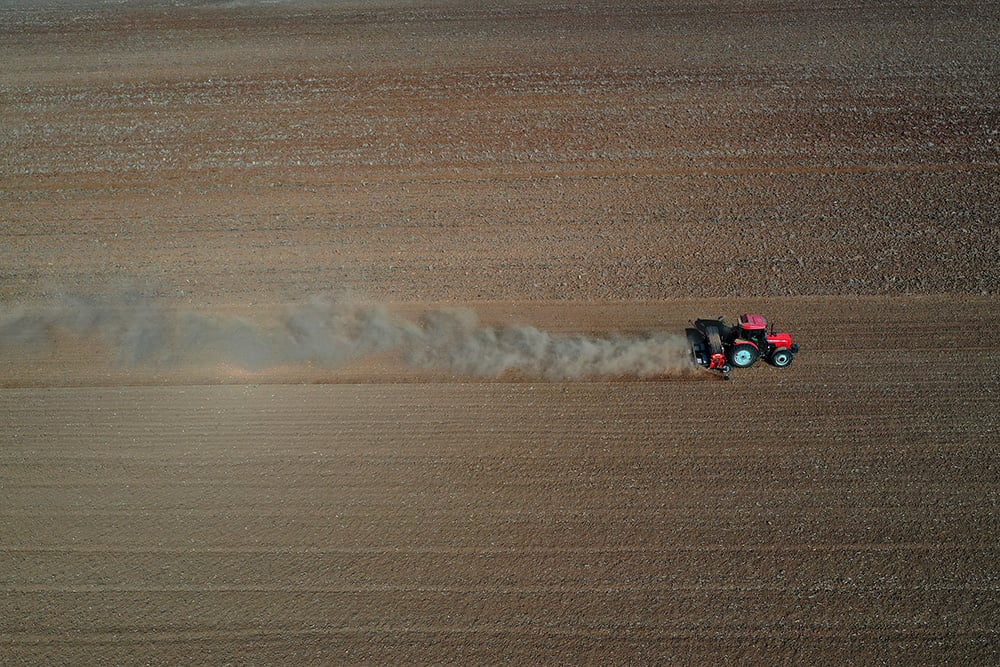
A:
687,314,799,377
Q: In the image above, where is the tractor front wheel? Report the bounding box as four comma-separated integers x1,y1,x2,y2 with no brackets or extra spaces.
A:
729,343,759,368
769,349,794,367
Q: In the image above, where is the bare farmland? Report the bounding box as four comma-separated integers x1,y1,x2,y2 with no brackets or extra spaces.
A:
1,1,998,664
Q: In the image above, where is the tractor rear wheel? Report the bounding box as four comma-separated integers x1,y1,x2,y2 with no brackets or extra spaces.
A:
729,343,759,368
769,349,794,367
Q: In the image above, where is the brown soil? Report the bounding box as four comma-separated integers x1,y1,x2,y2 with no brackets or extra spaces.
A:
1,1,998,664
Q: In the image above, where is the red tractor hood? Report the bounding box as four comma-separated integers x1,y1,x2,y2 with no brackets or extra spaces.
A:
766,332,794,349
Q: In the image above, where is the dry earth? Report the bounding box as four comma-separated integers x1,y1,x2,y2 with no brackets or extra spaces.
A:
1,1,998,664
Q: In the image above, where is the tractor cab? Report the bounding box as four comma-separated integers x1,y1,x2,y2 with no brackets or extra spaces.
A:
735,314,768,347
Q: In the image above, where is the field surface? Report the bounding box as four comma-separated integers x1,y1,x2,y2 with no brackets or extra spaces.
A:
2,1,998,664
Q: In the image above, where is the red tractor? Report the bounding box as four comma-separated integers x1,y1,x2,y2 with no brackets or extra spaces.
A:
687,314,799,376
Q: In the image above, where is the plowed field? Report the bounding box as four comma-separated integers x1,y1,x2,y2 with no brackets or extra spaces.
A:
2,1,998,664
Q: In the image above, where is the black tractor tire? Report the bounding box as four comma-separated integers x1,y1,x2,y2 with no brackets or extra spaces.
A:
769,349,794,368
728,343,759,368
704,324,724,356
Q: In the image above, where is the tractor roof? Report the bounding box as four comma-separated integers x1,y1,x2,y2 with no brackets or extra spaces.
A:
738,314,768,330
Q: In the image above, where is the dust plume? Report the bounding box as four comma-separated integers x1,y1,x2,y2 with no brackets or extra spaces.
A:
0,293,694,379
407,307,692,379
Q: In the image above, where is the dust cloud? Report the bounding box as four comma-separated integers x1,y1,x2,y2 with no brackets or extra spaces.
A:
0,293,694,379
408,307,692,379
